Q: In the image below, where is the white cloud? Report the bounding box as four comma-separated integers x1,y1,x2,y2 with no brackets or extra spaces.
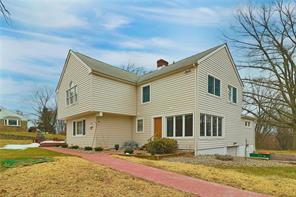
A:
128,6,234,26
6,0,90,28
101,14,131,30
118,37,177,49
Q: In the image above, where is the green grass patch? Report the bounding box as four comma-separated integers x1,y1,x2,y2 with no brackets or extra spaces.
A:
2,157,54,168
0,148,70,171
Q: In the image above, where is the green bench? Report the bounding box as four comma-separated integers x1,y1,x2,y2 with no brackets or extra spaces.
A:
250,153,272,160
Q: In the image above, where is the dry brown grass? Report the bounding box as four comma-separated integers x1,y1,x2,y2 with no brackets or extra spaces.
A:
117,156,296,197
0,139,32,147
0,157,193,197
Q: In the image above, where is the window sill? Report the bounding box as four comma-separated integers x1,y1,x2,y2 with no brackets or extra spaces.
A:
136,131,144,134
141,101,151,105
228,101,238,106
72,135,85,137
207,93,221,99
166,136,194,139
199,136,224,140
5,125,21,127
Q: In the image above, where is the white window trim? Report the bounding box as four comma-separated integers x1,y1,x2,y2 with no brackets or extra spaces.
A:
66,83,78,106
5,119,21,127
228,85,238,104
72,119,86,137
207,74,222,98
141,84,151,104
136,118,144,133
199,113,225,139
164,113,194,139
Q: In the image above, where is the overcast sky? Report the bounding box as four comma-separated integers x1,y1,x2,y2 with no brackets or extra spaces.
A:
0,0,253,117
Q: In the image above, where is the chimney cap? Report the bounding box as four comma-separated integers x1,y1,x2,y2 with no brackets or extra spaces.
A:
157,59,168,68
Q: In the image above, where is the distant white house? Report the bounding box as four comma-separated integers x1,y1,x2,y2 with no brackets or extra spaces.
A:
0,107,28,132
56,43,255,156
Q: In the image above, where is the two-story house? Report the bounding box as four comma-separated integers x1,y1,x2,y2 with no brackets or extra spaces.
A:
56,44,255,156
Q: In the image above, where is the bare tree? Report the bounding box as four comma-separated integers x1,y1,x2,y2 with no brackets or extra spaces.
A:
31,87,57,133
121,63,149,75
0,0,10,23
228,0,296,149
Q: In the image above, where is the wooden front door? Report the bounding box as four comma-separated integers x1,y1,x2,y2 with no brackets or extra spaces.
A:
154,117,162,138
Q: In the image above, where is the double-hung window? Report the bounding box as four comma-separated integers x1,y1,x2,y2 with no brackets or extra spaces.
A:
137,119,144,132
142,85,151,103
73,120,85,136
200,114,223,137
208,75,220,96
166,114,193,137
228,85,237,104
66,82,78,105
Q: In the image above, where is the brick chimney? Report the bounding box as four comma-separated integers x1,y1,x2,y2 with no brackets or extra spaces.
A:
157,59,168,69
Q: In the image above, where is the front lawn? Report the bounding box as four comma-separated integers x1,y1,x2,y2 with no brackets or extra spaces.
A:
117,155,296,197
0,153,192,197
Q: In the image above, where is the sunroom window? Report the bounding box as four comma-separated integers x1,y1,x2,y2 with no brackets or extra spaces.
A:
200,114,223,137
166,114,193,137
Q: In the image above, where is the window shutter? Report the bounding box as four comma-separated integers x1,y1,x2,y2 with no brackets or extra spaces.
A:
82,120,86,135
73,121,76,136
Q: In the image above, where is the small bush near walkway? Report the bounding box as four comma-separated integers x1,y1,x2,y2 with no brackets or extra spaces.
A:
69,145,79,149
124,147,134,154
84,146,92,151
94,147,103,151
146,138,178,154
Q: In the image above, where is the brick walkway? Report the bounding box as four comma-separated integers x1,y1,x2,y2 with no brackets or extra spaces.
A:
44,147,272,197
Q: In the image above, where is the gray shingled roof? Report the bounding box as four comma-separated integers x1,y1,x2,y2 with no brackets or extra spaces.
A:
73,52,140,83
0,107,27,121
73,44,224,84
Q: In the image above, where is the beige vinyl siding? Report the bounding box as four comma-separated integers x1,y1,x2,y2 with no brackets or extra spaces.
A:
57,54,93,119
133,69,196,149
197,47,244,150
95,113,132,148
91,75,136,116
66,114,96,147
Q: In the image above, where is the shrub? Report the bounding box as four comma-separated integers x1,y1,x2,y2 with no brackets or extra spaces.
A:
84,146,93,151
28,126,37,132
94,147,103,151
61,144,68,148
123,140,138,149
35,131,46,143
69,145,79,149
146,138,178,154
124,147,134,154
114,144,120,150
215,154,233,161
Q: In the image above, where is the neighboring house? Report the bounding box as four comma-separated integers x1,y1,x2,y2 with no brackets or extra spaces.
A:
0,107,28,132
56,43,256,156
